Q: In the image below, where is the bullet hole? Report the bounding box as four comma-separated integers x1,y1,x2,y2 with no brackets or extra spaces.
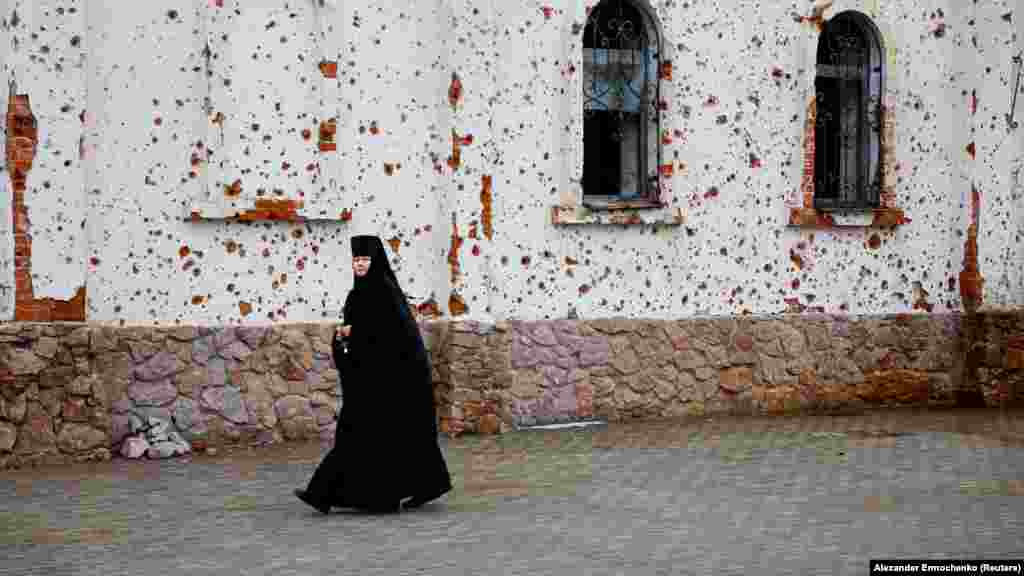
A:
790,251,804,270
225,179,242,197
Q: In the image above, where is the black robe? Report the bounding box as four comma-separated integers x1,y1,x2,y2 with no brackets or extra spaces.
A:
302,267,452,511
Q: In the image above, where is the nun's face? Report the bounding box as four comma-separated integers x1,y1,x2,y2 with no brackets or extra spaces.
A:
352,256,371,277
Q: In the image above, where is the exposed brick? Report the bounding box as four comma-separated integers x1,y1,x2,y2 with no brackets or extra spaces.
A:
15,302,51,322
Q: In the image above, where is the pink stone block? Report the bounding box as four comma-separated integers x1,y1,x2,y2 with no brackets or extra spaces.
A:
211,328,238,352
111,413,133,445
133,352,179,382
557,333,587,352
221,341,250,361
579,338,610,367
200,386,249,424
121,436,149,459
236,327,267,349
551,384,577,416
671,335,690,351
128,379,177,407
735,334,754,352
542,365,569,388
526,324,559,347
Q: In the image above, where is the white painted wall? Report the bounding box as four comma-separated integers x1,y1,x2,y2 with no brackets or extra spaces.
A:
973,0,1024,309
2,0,88,312
0,0,1020,324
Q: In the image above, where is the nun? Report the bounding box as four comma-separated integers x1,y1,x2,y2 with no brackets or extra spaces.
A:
294,235,452,513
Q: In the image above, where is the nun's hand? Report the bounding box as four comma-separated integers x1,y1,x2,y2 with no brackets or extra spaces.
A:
335,325,351,338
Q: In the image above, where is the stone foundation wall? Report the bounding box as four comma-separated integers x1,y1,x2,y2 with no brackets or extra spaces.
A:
0,322,444,469
0,312,1021,468
971,311,1024,406
434,312,1022,435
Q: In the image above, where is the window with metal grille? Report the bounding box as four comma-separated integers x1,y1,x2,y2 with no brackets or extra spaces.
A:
582,0,661,207
814,11,884,211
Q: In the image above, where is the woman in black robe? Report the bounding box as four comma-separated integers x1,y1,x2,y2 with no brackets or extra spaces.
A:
294,235,452,514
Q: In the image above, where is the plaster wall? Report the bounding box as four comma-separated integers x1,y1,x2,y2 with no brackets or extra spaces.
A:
2,0,88,308
0,0,1020,324
971,0,1024,308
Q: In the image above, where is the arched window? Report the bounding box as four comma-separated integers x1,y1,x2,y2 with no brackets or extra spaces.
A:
814,11,884,211
582,0,660,206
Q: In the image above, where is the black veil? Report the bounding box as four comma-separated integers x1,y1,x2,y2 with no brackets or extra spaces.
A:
347,235,417,335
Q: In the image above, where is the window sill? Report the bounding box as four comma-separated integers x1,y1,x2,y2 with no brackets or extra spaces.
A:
581,198,665,211
786,207,910,229
551,204,685,226
186,200,354,223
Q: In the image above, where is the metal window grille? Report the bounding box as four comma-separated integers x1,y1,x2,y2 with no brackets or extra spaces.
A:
814,12,884,211
582,0,660,203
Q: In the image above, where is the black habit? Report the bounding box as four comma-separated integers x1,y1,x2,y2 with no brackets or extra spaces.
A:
297,235,452,513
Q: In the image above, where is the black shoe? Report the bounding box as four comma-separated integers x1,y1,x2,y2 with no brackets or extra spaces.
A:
294,489,330,515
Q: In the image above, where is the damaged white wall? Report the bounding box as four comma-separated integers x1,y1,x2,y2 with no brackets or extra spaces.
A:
0,0,1020,324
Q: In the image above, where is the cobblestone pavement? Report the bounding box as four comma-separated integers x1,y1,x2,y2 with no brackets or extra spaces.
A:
1,408,1023,575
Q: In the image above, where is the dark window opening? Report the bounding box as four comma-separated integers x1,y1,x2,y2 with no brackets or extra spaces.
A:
814,11,884,211
582,0,660,206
